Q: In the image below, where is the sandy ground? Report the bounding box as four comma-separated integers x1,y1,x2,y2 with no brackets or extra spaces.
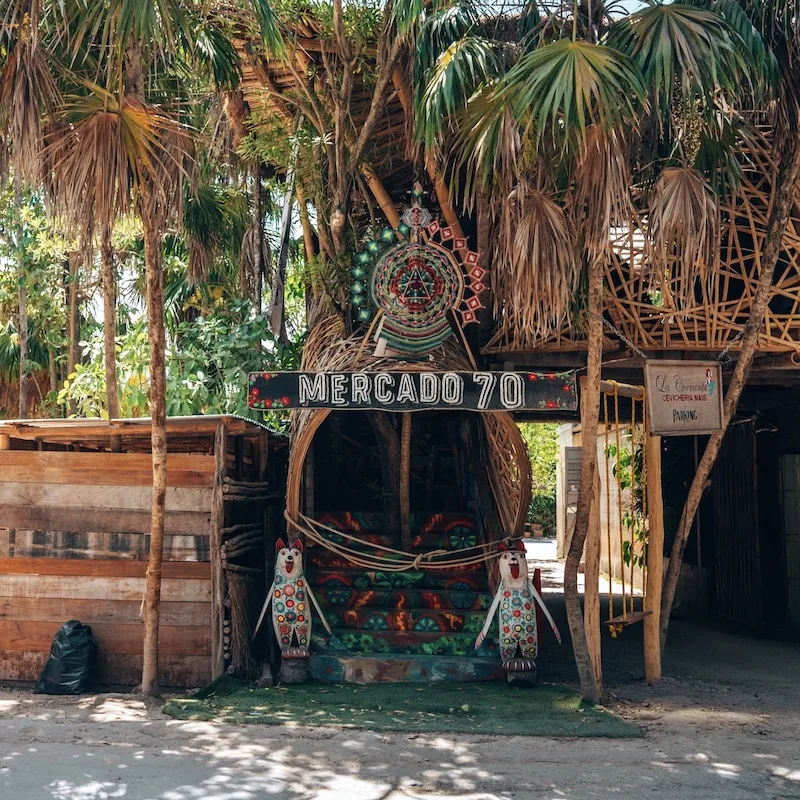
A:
2,547,799,800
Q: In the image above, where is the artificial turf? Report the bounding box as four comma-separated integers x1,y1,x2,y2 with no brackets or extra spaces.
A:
162,677,640,738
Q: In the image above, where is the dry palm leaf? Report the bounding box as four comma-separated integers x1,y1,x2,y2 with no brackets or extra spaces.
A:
573,127,637,266
494,182,577,344
646,165,719,306
0,12,59,187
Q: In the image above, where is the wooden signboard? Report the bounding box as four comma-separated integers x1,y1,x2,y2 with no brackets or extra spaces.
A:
248,371,578,412
644,361,724,436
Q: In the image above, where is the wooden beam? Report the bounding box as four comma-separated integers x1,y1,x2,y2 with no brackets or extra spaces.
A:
0,434,10,450
644,433,665,683
210,424,228,680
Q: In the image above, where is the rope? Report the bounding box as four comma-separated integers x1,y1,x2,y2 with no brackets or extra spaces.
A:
285,510,521,573
641,386,649,611
612,381,627,620
630,396,638,615
604,392,613,622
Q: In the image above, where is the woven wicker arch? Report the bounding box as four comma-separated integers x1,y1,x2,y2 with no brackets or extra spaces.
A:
285,317,532,538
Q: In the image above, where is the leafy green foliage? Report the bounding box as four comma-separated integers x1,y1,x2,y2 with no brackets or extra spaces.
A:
59,300,303,425
518,423,559,537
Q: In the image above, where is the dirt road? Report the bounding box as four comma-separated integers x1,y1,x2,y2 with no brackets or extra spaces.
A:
2,552,799,799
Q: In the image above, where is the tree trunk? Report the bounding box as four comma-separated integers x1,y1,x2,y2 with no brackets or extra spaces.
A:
66,254,80,416
101,224,120,420
564,255,604,703
367,412,401,537
15,182,29,419
660,132,800,654
48,347,57,403
139,192,168,698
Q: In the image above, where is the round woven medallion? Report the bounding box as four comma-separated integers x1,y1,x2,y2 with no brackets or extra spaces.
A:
370,239,465,353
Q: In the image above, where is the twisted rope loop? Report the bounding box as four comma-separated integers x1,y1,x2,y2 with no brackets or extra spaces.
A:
284,510,522,573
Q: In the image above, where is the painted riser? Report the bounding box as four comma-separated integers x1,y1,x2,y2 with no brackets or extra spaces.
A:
310,653,504,684
313,629,498,658
323,608,488,633
311,568,489,591
316,587,492,611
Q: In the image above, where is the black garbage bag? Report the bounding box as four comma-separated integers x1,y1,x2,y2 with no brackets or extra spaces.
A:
34,620,98,695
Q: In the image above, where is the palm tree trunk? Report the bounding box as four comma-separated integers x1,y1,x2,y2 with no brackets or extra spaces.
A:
101,224,120,421
66,253,80,415
15,182,29,419
565,255,604,703
660,132,800,654
139,192,168,697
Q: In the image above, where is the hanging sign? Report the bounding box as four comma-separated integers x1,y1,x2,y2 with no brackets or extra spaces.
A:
644,361,724,436
248,371,577,412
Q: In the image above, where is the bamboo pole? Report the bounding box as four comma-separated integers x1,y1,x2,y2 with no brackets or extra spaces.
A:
390,69,467,242
644,432,665,683
360,163,401,229
210,424,228,680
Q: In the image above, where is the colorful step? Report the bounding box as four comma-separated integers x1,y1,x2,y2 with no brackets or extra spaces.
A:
316,587,492,611
309,652,504,684
311,568,489,592
322,607,489,634
312,629,498,658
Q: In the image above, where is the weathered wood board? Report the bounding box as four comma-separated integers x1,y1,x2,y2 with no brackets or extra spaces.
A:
0,557,211,687
0,452,214,487
0,483,212,512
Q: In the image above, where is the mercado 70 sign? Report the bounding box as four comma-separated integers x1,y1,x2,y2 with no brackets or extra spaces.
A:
248,371,578,412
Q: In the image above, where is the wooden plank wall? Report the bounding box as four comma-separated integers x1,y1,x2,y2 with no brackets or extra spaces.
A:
0,451,214,688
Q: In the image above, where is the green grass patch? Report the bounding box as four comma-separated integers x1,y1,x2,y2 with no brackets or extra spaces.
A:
163,677,639,738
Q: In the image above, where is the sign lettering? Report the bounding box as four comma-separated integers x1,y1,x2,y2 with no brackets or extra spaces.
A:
644,361,724,436
248,371,578,412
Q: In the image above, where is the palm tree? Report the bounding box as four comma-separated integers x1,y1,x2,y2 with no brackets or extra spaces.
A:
0,0,59,417
51,0,277,695
413,0,767,700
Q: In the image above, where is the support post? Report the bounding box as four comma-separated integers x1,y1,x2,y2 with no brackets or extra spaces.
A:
584,466,603,696
0,434,10,450
400,413,412,551
211,424,228,680
644,432,664,683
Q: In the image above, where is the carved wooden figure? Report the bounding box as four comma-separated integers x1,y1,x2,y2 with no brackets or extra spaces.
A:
254,539,331,669
475,540,561,683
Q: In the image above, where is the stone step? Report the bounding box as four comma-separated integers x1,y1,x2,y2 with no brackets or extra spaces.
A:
309,652,504,684
315,587,492,611
309,568,490,592
312,628,498,658
322,607,490,634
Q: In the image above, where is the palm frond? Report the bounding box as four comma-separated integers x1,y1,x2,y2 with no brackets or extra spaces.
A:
193,19,243,88
418,36,502,150
573,127,636,265
248,0,284,55
467,39,647,159
0,17,60,187
494,182,578,342
607,4,756,131
645,165,719,305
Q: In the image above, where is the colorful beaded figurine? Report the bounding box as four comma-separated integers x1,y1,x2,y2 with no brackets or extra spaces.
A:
253,538,331,659
475,540,561,683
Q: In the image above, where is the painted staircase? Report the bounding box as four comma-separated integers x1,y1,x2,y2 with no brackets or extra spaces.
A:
306,512,503,683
